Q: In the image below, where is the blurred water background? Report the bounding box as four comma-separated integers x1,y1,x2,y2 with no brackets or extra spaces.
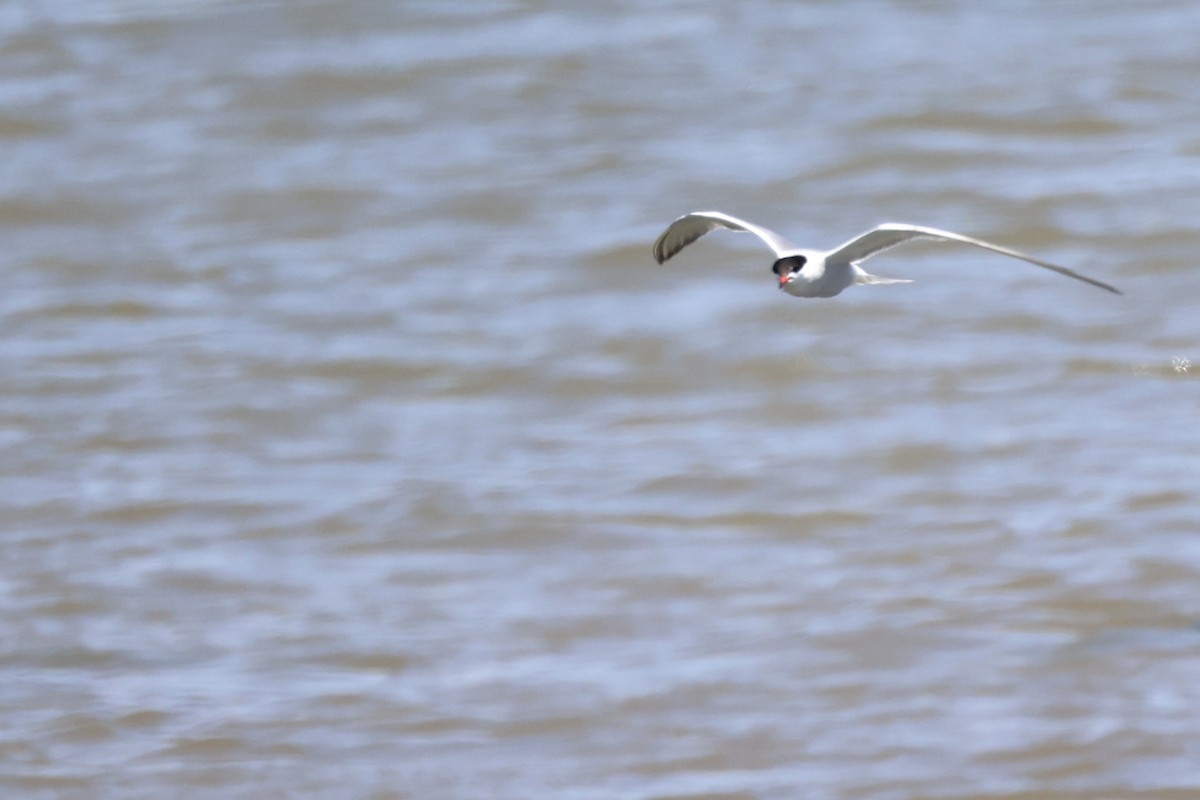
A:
3,1,1200,798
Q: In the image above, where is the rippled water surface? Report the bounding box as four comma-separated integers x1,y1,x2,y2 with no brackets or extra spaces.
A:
3,2,1200,797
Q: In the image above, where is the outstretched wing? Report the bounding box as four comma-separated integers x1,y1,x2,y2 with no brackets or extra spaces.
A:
652,211,796,264
826,223,1121,295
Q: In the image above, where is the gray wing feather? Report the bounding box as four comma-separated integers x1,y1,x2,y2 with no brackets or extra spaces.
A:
653,211,796,264
827,223,1121,295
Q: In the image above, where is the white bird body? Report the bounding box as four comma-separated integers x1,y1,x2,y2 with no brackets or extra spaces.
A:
652,211,1122,297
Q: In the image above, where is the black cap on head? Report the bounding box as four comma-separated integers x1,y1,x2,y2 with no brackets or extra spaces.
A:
771,255,806,276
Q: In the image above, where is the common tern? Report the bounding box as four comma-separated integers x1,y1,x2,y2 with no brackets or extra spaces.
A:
653,211,1121,297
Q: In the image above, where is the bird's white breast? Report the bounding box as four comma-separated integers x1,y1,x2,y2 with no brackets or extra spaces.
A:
783,256,854,298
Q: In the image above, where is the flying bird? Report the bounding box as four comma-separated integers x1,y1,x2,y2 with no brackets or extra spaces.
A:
652,211,1121,298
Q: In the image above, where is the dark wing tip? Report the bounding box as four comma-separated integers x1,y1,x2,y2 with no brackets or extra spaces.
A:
652,230,683,264
1064,267,1123,295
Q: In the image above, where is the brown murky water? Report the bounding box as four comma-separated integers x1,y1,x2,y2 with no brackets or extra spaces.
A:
3,2,1200,797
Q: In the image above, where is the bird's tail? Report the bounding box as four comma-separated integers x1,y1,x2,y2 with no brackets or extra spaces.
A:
853,265,912,286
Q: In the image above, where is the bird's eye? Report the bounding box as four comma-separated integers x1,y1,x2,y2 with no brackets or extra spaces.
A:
771,256,806,276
